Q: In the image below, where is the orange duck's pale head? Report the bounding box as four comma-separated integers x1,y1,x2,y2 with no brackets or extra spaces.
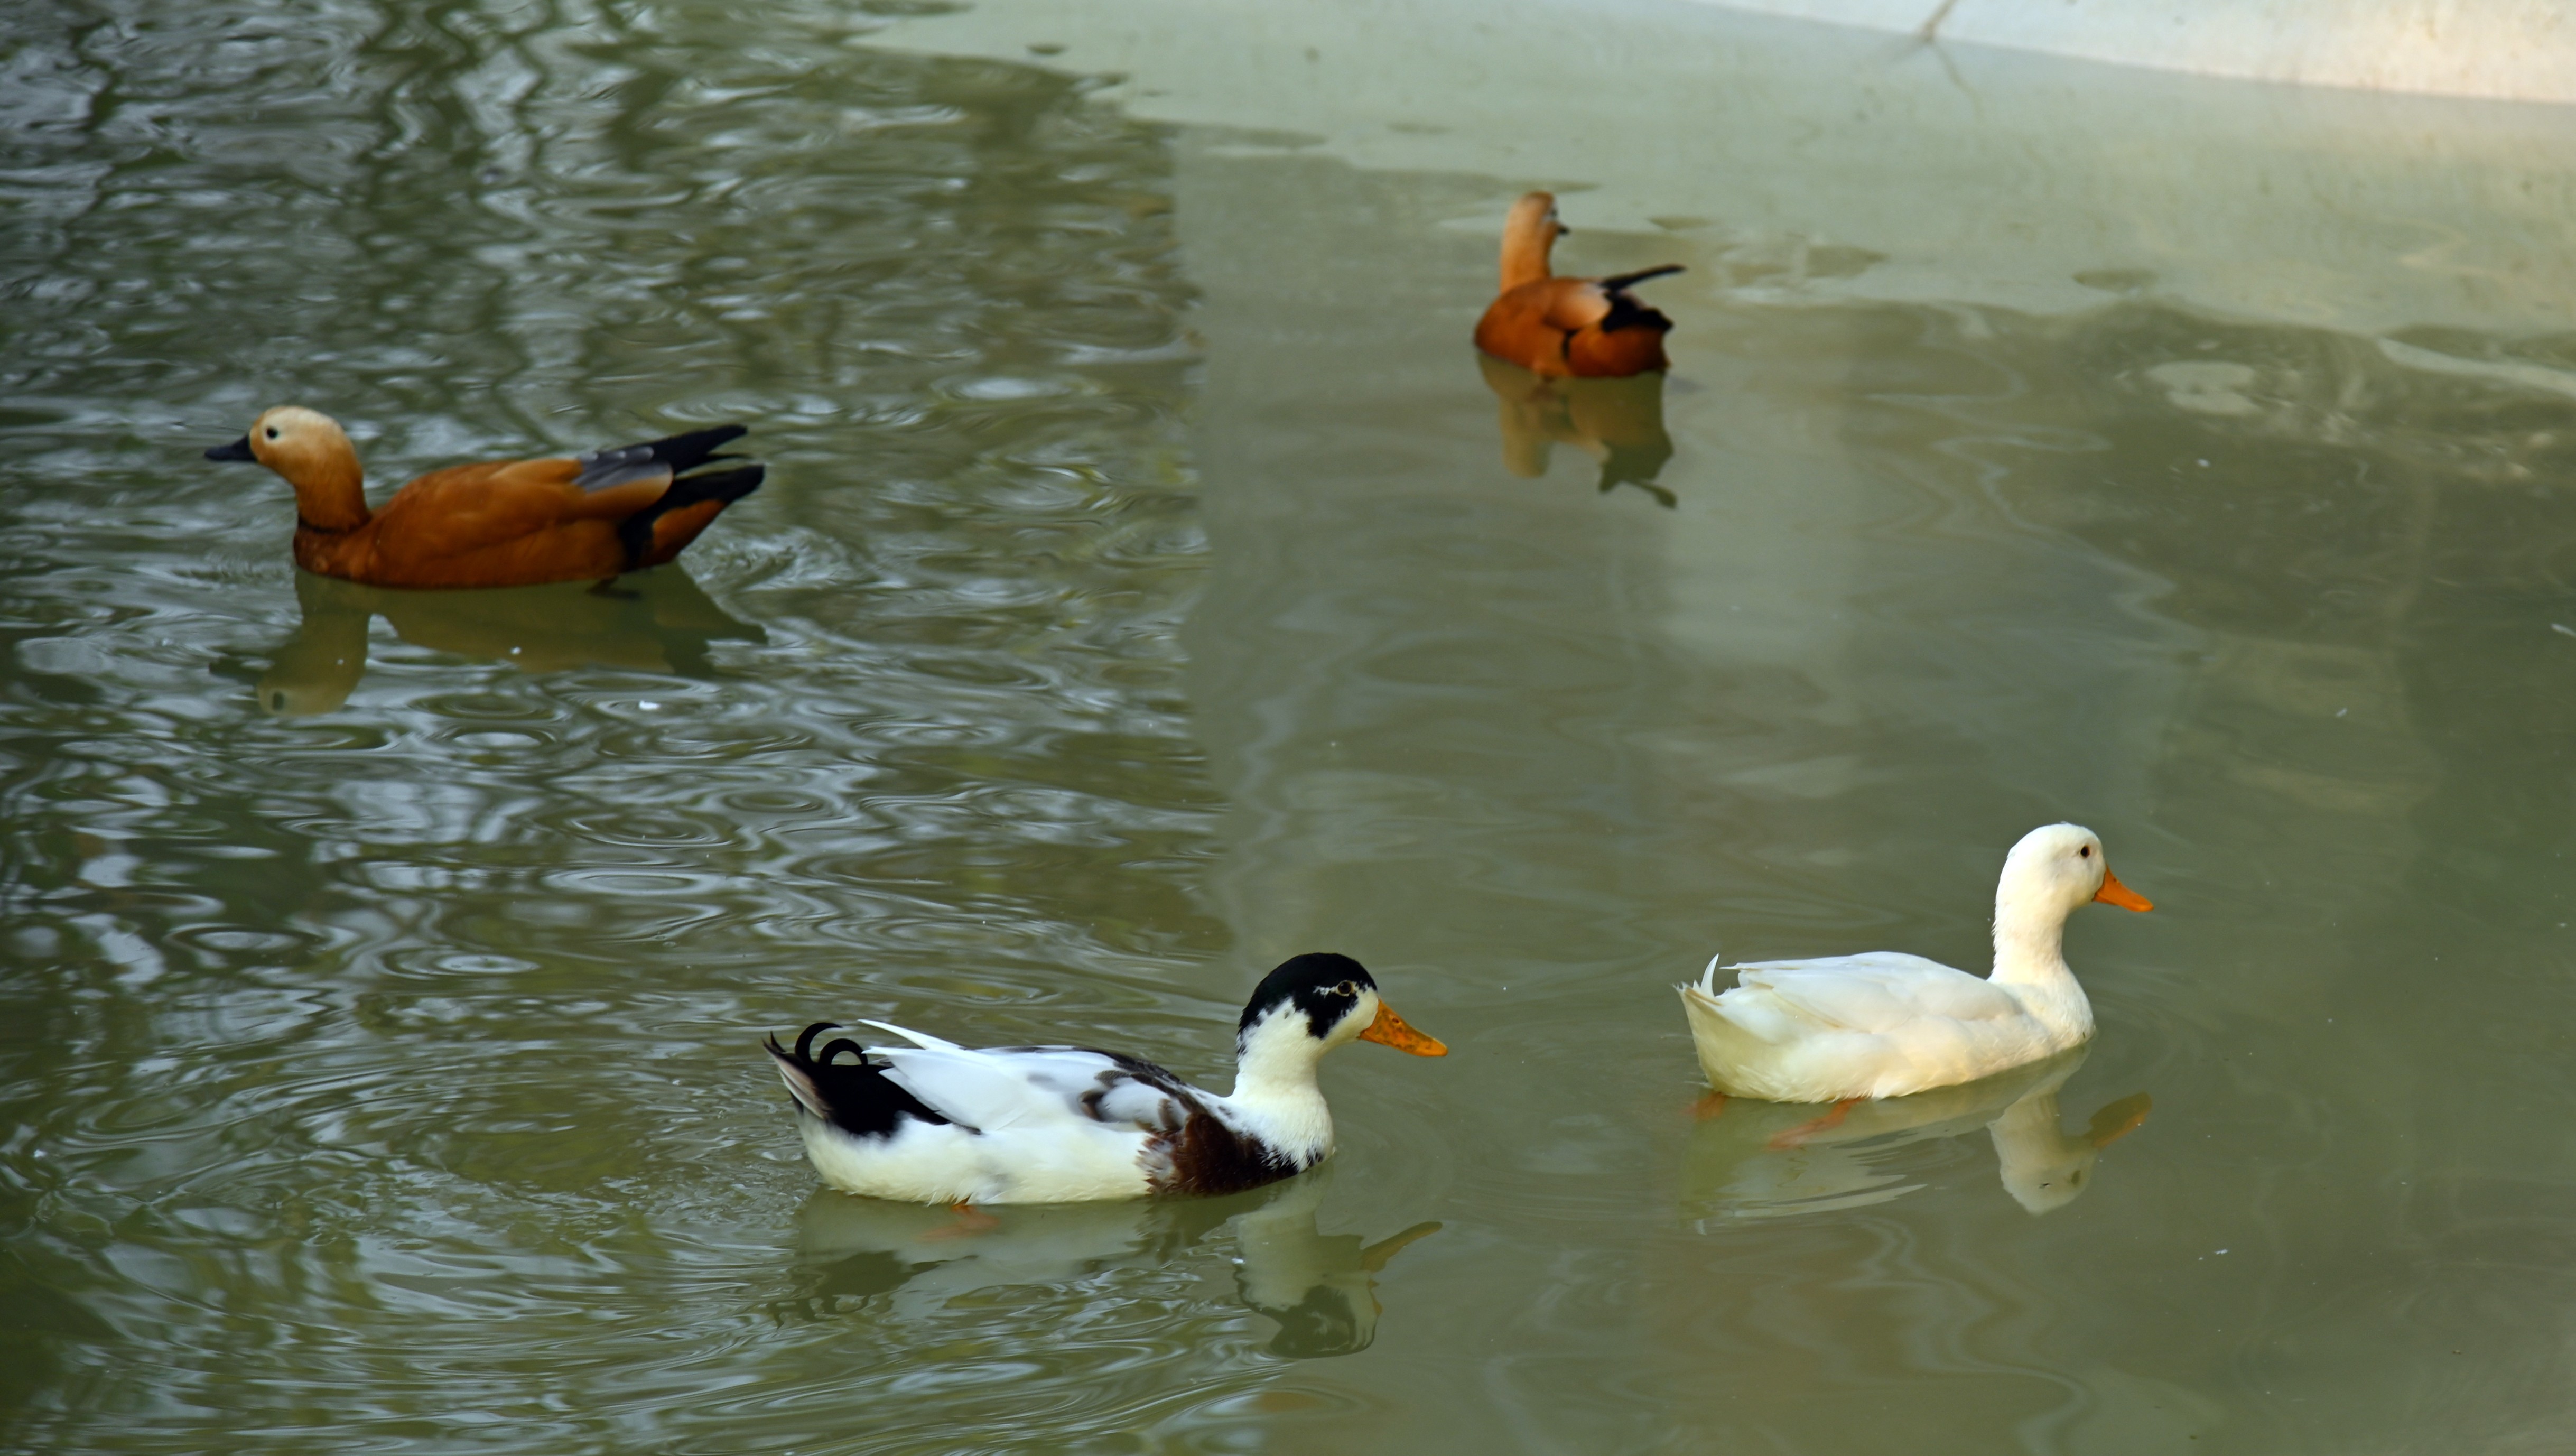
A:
1500,191,1567,289
207,406,368,529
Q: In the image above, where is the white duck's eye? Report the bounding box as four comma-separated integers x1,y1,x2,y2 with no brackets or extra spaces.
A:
2079,845,2091,858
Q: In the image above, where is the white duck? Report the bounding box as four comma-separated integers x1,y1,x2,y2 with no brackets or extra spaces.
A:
1680,823,2152,1103
766,953,1447,1204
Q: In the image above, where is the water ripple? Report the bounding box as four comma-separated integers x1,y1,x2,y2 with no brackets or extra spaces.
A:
0,7,1252,1452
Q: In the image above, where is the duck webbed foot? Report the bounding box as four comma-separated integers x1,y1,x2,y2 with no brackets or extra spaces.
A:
920,1201,1003,1241
1766,1097,1862,1151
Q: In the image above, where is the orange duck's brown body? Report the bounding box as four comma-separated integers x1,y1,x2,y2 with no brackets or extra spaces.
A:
1473,192,1681,379
207,407,762,589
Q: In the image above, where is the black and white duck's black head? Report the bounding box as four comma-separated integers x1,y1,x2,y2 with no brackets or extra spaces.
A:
1233,953,1445,1082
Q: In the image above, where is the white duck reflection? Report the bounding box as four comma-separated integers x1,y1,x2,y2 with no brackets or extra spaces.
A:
1678,1048,2150,1222
780,1166,1438,1358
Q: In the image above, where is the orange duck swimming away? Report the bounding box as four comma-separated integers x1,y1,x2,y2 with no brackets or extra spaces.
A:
1473,192,1682,378
205,407,764,589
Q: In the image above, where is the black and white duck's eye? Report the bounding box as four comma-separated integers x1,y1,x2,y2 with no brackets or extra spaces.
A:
1334,980,1358,997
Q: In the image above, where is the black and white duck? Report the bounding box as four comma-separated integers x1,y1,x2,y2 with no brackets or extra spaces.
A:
766,953,1446,1204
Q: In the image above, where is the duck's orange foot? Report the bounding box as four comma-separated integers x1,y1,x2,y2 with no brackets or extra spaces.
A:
1358,1220,1444,1273
1766,1097,1861,1151
2085,1092,2154,1148
1692,1090,1731,1122
920,1201,1002,1240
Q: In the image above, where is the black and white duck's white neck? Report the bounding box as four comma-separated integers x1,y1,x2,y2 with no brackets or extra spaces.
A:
1221,952,1449,1168
765,951,1447,1205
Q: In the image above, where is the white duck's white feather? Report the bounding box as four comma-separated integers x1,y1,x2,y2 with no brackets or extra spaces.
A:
1721,952,2025,1033
1681,824,2144,1102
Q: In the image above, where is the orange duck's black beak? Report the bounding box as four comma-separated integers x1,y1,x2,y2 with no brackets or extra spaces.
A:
204,436,256,461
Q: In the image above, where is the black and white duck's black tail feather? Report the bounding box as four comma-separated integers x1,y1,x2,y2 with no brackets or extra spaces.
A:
764,1021,956,1139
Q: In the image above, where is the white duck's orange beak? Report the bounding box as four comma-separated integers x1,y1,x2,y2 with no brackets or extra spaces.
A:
2093,867,2153,912
1357,1000,1447,1056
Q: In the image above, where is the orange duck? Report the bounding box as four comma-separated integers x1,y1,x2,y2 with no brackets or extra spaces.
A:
1473,191,1682,378
205,407,764,589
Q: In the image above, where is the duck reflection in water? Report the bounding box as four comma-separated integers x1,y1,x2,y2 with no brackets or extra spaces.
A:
248,568,764,715
781,1166,1439,1358
1678,1048,2150,1223
1478,354,1677,507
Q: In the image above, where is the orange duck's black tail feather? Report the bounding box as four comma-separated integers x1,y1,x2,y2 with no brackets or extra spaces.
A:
575,424,751,492
1598,297,1675,337
1595,265,1682,337
616,463,764,570
1600,263,1684,293
627,423,749,474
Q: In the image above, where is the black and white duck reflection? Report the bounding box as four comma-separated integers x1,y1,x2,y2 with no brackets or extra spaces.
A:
765,953,1446,1205
1477,353,1677,507
238,567,762,715
782,1165,1442,1358
1677,1047,2151,1222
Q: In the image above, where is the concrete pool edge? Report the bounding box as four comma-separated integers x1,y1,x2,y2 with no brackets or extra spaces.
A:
864,0,2576,345
1689,0,2576,106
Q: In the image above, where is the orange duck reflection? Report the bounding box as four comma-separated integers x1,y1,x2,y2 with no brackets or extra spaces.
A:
251,568,764,715
1479,353,1677,506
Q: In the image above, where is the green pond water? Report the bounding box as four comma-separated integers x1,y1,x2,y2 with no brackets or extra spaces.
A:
6,4,2576,1453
